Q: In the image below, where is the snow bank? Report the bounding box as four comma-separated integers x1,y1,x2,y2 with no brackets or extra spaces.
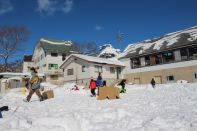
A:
1,83,197,131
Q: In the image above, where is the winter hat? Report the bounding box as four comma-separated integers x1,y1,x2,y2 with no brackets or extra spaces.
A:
30,67,38,73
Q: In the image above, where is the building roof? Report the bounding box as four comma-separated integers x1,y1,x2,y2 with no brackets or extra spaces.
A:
119,26,197,59
60,54,125,69
37,38,77,54
23,55,33,62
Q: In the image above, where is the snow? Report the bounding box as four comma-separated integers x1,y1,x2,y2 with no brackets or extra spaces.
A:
122,26,197,58
1,82,197,131
40,38,72,46
61,54,125,68
98,44,121,58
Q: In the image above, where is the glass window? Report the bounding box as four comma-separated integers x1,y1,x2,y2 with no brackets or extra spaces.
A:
167,75,174,81
145,56,150,66
82,66,86,72
194,73,197,79
180,48,188,60
62,54,66,61
188,46,197,59
67,69,74,75
133,58,140,68
110,67,115,74
51,53,58,57
162,52,174,63
48,64,58,70
95,65,102,72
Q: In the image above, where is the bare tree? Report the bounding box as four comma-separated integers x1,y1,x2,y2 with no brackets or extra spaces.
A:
0,26,30,71
78,42,99,56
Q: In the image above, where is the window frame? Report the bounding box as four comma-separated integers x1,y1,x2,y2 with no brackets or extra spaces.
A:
82,65,86,72
110,67,115,74
167,75,174,81
51,53,58,57
67,68,74,76
95,65,103,73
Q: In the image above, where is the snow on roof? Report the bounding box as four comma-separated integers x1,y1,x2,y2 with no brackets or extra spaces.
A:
40,38,72,46
98,46,120,57
60,54,125,68
121,26,197,59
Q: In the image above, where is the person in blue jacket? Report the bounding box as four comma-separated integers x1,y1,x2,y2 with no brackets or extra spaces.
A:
96,72,103,95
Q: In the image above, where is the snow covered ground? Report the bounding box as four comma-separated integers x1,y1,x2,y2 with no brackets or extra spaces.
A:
1,83,197,131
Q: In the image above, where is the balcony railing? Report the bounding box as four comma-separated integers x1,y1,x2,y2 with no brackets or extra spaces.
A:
46,69,63,75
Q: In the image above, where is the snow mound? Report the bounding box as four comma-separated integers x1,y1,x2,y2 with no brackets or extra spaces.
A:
1,83,197,131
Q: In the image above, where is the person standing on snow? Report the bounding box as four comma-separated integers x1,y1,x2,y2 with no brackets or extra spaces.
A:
150,78,156,88
24,67,43,102
89,78,97,97
96,72,103,95
119,79,126,93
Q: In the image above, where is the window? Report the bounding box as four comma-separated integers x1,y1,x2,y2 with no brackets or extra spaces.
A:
41,54,45,60
188,46,197,59
95,65,102,72
67,69,74,75
82,66,86,72
194,73,197,79
62,54,66,61
48,64,58,70
50,75,58,80
51,53,58,57
110,67,115,74
151,54,162,65
145,56,150,66
162,52,174,63
167,75,174,81
180,48,188,60
131,58,140,68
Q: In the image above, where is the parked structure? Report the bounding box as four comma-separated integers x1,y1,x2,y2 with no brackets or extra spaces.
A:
119,26,197,84
31,38,79,84
60,54,125,86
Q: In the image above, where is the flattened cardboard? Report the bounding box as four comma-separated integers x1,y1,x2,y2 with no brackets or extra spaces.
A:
42,90,54,100
97,87,119,100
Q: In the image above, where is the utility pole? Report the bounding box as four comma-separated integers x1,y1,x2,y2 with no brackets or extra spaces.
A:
117,31,123,51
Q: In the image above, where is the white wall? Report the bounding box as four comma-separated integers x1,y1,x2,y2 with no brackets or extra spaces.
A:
23,62,33,73
63,58,123,82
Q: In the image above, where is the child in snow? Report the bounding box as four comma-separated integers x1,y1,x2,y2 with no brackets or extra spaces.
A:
96,72,103,95
0,106,9,118
150,78,156,88
89,78,97,97
24,67,43,102
71,85,79,91
118,79,127,93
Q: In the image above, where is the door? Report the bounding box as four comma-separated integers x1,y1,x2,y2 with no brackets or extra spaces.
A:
154,76,162,84
134,78,140,84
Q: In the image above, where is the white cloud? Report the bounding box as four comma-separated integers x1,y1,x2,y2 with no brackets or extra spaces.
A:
37,0,73,15
37,0,57,15
0,0,13,15
95,25,104,31
62,0,73,13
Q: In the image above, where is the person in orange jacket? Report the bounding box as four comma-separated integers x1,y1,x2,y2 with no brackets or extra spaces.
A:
89,78,97,97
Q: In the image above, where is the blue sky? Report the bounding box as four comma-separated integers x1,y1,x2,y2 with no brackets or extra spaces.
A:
0,0,197,62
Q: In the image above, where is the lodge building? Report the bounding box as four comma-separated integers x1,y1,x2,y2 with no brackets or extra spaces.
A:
119,26,197,84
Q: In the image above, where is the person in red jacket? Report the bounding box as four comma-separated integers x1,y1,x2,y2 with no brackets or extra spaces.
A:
89,78,96,97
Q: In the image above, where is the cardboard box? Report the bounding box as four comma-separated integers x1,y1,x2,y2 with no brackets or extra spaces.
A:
97,87,120,100
42,90,54,100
